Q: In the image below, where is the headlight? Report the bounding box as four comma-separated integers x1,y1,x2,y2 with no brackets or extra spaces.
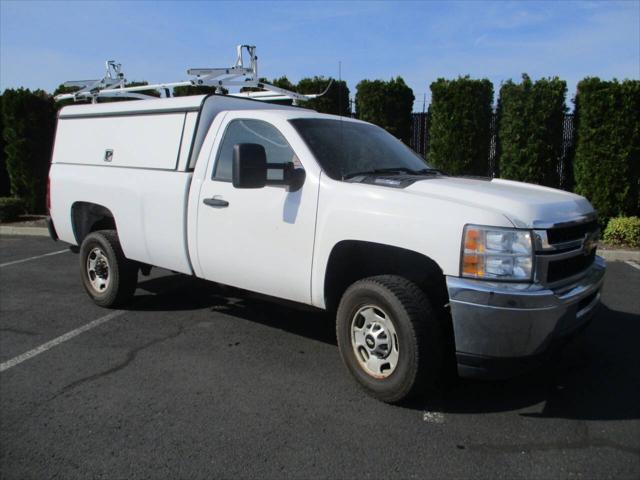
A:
461,225,533,281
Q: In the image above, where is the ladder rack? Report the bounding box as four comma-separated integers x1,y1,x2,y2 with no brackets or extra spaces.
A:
54,45,331,104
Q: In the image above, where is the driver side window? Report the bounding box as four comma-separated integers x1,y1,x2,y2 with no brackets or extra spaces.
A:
213,119,297,181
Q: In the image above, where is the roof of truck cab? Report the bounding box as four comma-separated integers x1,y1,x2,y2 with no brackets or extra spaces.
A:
227,108,368,123
57,94,299,119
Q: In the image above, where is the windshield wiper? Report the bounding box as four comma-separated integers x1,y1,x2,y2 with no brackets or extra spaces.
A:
413,168,442,175
342,167,440,180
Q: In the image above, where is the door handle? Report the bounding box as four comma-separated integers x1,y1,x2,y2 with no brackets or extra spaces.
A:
203,197,229,208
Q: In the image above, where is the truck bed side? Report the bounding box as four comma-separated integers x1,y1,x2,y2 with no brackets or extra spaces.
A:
50,104,199,274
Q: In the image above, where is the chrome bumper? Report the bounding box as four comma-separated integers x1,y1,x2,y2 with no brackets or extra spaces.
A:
446,256,606,378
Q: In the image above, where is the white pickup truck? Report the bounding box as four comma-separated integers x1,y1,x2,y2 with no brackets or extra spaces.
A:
48,93,605,403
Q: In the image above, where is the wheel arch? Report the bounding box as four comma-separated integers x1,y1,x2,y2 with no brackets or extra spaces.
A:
323,240,449,314
71,201,118,245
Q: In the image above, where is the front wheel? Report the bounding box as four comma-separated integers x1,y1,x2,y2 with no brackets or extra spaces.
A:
336,275,444,403
79,230,138,308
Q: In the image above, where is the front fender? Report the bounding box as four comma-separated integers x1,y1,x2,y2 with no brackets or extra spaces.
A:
310,176,512,308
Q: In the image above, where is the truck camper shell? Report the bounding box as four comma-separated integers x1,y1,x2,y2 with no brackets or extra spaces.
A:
54,94,300,172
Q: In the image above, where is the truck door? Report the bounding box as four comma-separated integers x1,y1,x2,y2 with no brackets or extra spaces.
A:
194,113,319,304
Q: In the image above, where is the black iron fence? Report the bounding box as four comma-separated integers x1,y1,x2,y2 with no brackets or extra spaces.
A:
409,112,576,188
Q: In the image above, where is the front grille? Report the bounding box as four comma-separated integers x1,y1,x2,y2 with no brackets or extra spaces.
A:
546,250,596,283
547,220,598,244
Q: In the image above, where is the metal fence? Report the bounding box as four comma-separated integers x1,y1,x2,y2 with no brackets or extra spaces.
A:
409,112,576,187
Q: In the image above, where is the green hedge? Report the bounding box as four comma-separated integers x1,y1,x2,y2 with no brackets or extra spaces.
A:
497,75,567,187
603,216,640,248
271,76,296,91
427,76,493,175
297,77,350,116
355,77,414,143
573,78,639,223
1,89,57,213
0,93,9,196
0,197,26,222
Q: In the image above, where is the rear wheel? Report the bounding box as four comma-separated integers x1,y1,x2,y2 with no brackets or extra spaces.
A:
79,230,138,308
336,275,444,403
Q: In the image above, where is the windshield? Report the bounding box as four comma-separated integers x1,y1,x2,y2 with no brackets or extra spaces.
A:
289,118,432,180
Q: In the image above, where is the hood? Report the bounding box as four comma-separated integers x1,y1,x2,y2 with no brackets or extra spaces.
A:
404,176,594,228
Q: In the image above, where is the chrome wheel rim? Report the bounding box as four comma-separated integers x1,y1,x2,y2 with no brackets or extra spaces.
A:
350,305,399,378
86,247,110,293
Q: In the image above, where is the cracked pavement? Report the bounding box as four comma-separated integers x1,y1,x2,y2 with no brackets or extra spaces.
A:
0,235,639,479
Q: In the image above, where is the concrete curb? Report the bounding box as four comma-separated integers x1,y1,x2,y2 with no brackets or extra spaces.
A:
0,226,50,237
1,225,639,262
598,249,640,263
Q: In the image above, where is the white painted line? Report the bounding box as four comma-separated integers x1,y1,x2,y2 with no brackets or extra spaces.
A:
422,411,445,424
625,260,640,272
0,249,68,268
0,310,125,373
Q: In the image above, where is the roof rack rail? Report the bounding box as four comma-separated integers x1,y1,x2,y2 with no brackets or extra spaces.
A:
54,45,331,104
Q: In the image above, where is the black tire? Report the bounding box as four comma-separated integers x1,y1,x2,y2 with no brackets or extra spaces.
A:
79,230,138,308
336,275,444,403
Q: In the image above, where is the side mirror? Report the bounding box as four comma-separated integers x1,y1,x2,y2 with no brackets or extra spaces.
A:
284,166,305,192
232,142,306,191
232,143,267,189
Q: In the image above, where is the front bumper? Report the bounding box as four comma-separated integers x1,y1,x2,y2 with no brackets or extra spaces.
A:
446,256,606,379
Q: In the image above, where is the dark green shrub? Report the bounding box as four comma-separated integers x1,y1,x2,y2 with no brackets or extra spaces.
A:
298,77,350,116
356,77,414,143
1,89,57,213
573,78,639,223
427,76,493,175
497,74,567,187
603,216,640,248
271,76,296,91
0,93,9,196
0,197,26,222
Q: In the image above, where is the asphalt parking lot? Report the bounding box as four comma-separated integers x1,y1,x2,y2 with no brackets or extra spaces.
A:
0,235,639,479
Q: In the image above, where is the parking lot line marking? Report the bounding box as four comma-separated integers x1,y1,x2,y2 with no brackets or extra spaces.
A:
0,310,125,373
625,260,640,272
0,249,69,268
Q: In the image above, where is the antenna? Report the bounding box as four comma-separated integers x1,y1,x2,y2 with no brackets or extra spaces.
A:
338,60,346,180
55,45,330,104
338,61,342,117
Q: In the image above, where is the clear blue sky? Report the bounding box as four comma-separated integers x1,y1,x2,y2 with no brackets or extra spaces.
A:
1,0,638,111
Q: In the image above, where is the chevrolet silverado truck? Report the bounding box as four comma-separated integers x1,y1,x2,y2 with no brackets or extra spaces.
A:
48,94,605,403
